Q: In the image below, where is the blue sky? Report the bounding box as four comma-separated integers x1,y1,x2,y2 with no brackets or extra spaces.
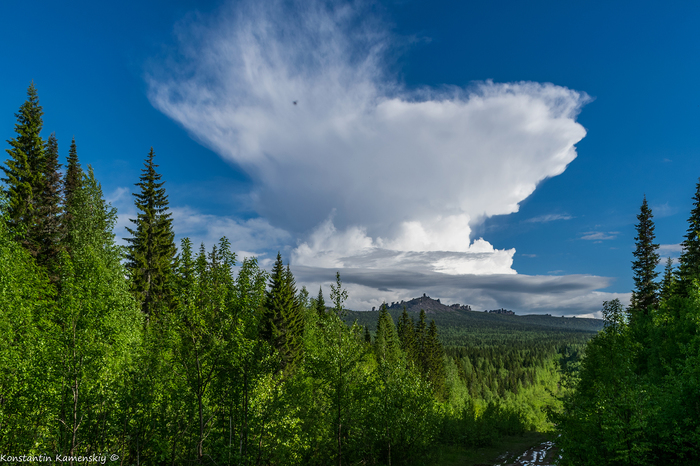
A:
2,0,699,316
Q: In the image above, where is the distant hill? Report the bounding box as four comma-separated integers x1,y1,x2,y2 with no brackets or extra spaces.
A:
344,294,605,347
378,293,472,314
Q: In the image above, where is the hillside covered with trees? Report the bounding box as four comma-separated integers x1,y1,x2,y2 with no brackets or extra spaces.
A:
553,195,700,465
5,83,696,465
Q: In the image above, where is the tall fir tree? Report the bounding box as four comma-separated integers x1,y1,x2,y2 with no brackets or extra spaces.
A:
424,320,447,399
260,253,305,372
630,196,660,318
34,133,63,280
125,148,176,319
61,137,84,260
2,82,45,248
660,257,676,302
375,304,400,365
415,309,428,366
315,285,326,318
397,307,418,365
679,178,700,294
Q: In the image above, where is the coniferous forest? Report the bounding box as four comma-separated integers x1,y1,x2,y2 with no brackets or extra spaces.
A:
1,84,699,465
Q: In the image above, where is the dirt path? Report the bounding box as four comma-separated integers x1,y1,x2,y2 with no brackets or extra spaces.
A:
493,440,559,466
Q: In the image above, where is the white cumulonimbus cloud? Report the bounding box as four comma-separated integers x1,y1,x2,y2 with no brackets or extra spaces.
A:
145,0,615,313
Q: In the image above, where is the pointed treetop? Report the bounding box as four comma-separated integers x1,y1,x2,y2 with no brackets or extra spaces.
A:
679,179,700,293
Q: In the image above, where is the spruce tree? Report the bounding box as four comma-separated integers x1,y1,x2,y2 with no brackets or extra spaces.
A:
125,148,176,319
415,309,428,367
34,133,63,280
397,307,418,365
424,320,447,399
375,304,400,365
679,178,700,293
62,138,84,254
2,82,45,247
260,253,304,372
660,257,676,301
630,196,660,317
315,285,326,318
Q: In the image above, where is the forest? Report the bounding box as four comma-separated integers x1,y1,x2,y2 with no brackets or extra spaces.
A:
552,192,700,464
1,83,697,465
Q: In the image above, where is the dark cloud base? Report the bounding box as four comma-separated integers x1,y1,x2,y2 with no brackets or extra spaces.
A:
293,266,626,316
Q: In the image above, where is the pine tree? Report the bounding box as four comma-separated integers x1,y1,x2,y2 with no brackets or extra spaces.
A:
63,139,82,221
260,253,304,372
679,179,700,293
2,82,45,247
375,304,400,365
397,307,418,365
630,196,660,318
34,133,63,280
415,309,428,367
62,138,84,256
315,285,326,318
125,148,176,319
283,263,305,367
660,257,676,301
424,320,447,399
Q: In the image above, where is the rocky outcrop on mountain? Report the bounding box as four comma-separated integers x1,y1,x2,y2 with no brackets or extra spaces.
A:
487,308,515,315
370,293,472,314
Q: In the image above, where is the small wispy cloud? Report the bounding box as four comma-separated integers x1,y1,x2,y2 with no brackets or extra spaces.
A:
521,253,537,258
651,202,677,218
526,213,573,223
659,243,683,257
581,231,618,241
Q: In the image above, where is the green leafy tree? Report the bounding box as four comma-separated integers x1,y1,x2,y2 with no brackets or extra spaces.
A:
0,195,54,451
330,272,349,466
54,167,142,458
125,147,176,320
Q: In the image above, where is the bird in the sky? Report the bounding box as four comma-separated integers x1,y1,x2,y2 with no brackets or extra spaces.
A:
293,101,297,105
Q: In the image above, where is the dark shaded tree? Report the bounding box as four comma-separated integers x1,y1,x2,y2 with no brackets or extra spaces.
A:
679,178,700,294
630,196,660,319
260,253,305,372
34,133,63,280
62,138,82,243
125,147,176,320
397,307,418,365
315,285,326,318
424,320,447,399
2,82,45,248
660,257,676,302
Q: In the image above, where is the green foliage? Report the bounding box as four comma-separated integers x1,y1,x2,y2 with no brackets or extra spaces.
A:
0,195,53,450
1,84,625,465
2,83,44,246
125,147,176,319
261,253,305,373
630,196,660,319
36,133,63,281
679,178,700,294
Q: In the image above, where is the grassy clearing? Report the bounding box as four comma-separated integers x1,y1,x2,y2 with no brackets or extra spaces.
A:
430,431,555,466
